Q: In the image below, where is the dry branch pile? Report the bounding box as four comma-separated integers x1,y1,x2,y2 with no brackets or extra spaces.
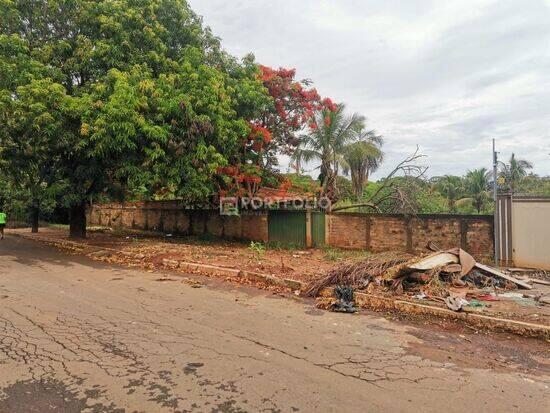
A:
303,252,413,297
304,247,537,308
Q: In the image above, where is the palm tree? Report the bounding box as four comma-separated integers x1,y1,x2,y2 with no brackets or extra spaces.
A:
291,104,365,200
501,153,533,194
435,175,463,212
340,131,383,198
462,168,490,213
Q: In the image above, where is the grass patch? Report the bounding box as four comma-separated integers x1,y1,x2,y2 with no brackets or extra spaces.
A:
323,246,371,262
46,223,69,230
248,241,266,258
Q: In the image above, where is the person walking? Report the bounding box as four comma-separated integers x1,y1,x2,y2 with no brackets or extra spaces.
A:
0,208,6,239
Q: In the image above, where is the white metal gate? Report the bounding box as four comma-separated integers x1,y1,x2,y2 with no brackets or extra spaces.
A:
497,195,550,269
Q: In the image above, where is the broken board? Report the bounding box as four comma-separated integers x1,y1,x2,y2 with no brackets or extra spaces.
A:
408,252,459,271
475,263,533,290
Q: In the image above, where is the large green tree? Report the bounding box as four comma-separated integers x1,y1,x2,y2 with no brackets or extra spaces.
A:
0,78,73,231
0,0,269,237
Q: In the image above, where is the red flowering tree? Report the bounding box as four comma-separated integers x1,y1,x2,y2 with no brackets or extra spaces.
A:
217,164,266,199
217,65,337,200
257,65,337,157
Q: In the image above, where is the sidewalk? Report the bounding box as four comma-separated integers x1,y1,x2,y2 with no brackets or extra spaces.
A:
8,226,354,283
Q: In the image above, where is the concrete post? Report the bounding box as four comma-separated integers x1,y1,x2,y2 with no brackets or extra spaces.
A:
306,210,312,248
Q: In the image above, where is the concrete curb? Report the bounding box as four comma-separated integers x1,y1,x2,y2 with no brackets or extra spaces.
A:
13,231,550,340
12,232,302,291
349,291,550,340
166,258,301,290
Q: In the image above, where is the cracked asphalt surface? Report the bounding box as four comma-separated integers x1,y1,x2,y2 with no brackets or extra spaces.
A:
0,235,549,412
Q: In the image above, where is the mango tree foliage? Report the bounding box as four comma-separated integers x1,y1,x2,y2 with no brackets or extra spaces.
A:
0,78,74,231
0,0,270,237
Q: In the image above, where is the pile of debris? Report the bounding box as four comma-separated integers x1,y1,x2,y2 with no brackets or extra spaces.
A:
304,245,550,312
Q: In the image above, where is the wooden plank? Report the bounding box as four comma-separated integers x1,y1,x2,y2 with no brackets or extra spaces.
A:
408,252,459,271
475,263,533,290
529,279,550,286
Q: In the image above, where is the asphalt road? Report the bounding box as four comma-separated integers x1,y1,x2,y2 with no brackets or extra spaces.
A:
0,235,548,412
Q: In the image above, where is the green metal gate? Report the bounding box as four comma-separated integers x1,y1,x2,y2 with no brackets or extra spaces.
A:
311,212,326,247
268,211,307,247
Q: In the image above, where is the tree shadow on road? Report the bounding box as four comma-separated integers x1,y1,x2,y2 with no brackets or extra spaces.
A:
0,235,112,271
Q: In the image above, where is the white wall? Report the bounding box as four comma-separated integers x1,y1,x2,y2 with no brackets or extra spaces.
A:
512,200,550,270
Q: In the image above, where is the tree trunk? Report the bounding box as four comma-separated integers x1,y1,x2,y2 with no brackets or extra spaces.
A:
69,202,87,239
30,206,39,233
352,172,363,198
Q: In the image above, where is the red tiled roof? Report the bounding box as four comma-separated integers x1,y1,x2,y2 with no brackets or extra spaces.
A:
255,187,315,202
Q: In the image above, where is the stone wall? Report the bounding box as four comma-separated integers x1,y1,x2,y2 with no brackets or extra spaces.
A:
328,213,494,259
87,202,268,242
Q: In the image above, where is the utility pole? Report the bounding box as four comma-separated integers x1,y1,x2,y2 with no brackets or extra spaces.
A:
493,139,500,266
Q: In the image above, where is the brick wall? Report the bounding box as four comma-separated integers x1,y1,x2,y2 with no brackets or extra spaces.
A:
88,203,494,259
87,202,268,242
328,213,494,259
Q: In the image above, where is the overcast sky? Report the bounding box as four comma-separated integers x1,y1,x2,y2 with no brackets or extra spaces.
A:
189,0,550,178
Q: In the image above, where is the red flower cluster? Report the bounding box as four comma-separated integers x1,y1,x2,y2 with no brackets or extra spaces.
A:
217,166,239,176
259,65,296,83
278,178,292,192
258,65,337,137
249,123,272,143
245,122,272,152
240,174,262,184
322,97,338,112
218,165,262,181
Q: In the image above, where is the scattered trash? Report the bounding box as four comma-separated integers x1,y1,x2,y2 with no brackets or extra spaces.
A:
444,296,469,311
499,292,538,307
477,293,500,302
407,252,458,271
499,292,525,299
468,299,485,308
305,244,545,317
408,272,431,284
442,264,462,274
330,285,357,313
475,263,532,290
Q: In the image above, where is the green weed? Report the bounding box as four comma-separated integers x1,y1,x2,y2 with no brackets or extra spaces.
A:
249,241,266,258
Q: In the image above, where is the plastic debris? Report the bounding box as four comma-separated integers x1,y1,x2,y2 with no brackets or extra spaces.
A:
444,296,469,311
331,285,357,313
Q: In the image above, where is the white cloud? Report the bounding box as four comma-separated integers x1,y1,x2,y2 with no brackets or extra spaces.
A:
190,0,550,178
